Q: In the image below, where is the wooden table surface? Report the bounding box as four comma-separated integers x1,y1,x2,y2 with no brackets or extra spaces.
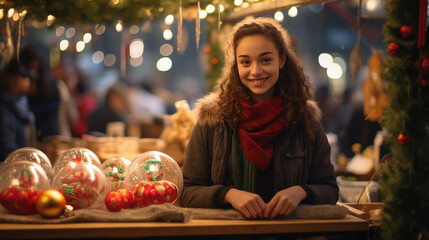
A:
0,215,368,239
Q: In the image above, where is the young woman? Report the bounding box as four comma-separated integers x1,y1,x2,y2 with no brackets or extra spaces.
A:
181,17,338,219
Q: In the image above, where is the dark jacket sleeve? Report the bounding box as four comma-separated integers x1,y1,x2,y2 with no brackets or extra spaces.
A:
0,105,18,161
180,122,232,208
300,123,339,204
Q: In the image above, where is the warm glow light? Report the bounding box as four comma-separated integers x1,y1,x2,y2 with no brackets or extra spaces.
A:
129,25,140,34
160,43,173,56
333,56,347,72
234,0,243,6
95,24,106,35
206,4,215,13
274,11,284,22
19,10,27,17
163,29,173,40
220,4,225,12
59,40,69,51
66,27,76,38
76,41,85,52
83,33,92,43
104,54,116,67
156,57,172,72
47,15,55,26
164,14,174,25
130,56,143,67
8,8,14,18
366,0,378,11
242,2,250,8
199,10,208,19
318,53,333,68
327,63,343,79
116,21,123,32
12,12,19,21
56,26,65,37
288,7,298,17
0,9,4,19
92,51,104,64
130,38,144,58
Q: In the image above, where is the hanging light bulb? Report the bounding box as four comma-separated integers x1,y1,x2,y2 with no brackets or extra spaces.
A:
288,7,298,17
116,20,123,32
7,8,14,18
164,14,174,25
47,15,55,26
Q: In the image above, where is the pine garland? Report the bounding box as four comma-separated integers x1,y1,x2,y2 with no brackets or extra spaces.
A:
7,0,235,26
380,0,429,239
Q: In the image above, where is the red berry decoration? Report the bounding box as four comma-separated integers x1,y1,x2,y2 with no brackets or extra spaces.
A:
400,25,413,39
388,43,400,55
398,133,410,146
105,191,124,212
116,189,133,209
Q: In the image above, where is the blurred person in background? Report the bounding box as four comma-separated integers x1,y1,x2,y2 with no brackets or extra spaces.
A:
0,59,36,161
20,44,61,141
87,82,129,135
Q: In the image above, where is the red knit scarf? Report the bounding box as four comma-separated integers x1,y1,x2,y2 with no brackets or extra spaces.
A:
238,97,286,170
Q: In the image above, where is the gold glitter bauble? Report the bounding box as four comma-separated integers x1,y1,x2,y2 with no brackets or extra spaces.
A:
35,189,66,218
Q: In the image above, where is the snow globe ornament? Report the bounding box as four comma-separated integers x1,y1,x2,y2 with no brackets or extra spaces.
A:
127,151,182,207
0,161,49,214
53,147,101,175
101,156,132,191
52,162,109,209
4,147,53,180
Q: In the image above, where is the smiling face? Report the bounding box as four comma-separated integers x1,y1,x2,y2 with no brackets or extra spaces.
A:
235,34,285,103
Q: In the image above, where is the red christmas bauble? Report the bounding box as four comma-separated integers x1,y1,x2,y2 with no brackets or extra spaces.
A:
133,180,178,208
398,133,410,145
422,79,427,88
105,191,124,212
116,189,133,209
400,25,413,39
0,187,39,214
388,43,400,55
414,56,429,76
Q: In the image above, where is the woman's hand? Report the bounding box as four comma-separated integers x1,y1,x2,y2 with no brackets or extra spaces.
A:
224,188,266,218
264,186,307,219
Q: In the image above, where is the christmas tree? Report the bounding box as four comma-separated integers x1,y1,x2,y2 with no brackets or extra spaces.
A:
380,0,429,239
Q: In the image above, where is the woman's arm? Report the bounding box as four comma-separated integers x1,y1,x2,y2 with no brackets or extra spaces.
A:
181,122,231,208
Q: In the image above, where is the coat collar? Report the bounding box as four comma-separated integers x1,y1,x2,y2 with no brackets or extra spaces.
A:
194,92,322,128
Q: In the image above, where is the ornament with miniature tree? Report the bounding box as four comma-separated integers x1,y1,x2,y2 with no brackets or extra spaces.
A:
52,162,109,209
0,161,49,214
126,151,182,208
52,148,101,176
101,156,131,191
4,147,53,180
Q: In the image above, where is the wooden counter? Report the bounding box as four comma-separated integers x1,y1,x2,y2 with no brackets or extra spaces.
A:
0,215,368,239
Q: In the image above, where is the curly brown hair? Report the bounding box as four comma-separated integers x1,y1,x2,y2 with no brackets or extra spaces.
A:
214,17,316,136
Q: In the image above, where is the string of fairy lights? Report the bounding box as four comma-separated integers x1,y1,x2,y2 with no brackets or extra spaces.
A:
1,0,383,85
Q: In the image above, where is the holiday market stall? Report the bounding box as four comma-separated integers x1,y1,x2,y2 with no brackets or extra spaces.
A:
1,0,428,239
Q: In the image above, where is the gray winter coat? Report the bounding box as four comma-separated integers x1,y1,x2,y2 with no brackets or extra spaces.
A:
180,93,338,208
